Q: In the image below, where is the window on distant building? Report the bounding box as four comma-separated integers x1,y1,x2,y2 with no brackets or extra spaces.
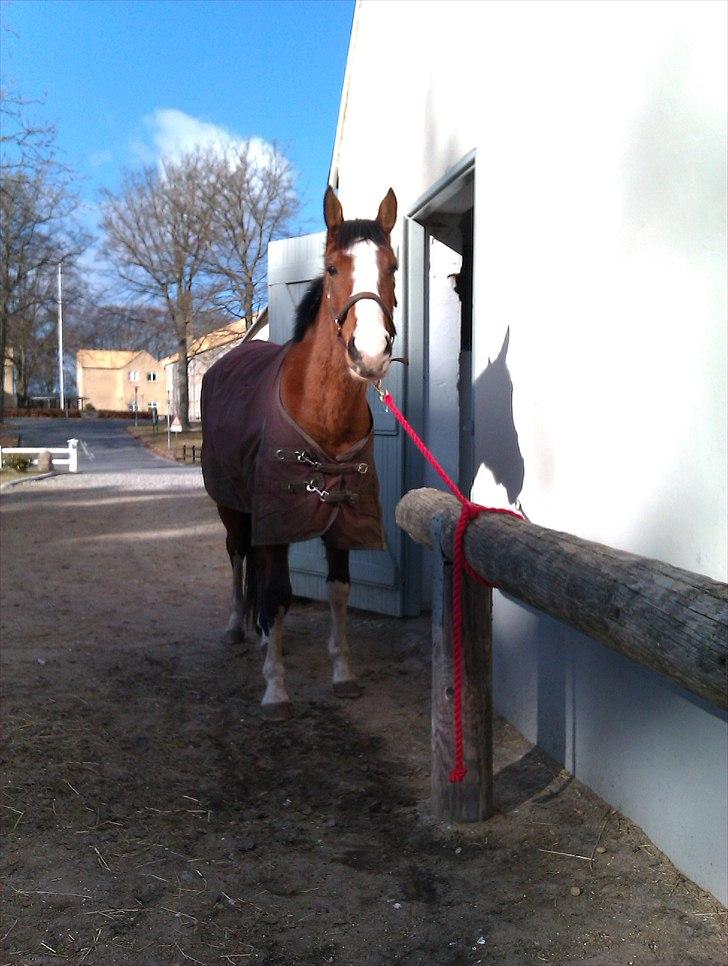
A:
128,370,139,382
147,372,157,382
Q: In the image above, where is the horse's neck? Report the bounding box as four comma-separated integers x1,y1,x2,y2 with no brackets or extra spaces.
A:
281,315,371,456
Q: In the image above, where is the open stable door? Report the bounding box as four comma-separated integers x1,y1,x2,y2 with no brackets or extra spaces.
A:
267,232,416,616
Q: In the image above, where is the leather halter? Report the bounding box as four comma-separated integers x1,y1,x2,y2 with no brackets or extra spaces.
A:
332,291,395,335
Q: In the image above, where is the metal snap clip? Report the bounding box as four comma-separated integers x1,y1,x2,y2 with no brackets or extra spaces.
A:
306,479,330,502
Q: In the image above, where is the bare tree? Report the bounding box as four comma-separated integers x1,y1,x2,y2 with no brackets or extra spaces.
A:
100,144,300,423
204,142,299,325
68,298,229,362
0,90,86,415
100,152,215,427
0,89,56,175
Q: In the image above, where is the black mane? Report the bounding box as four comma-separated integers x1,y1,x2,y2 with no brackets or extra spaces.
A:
292,276,325,342
292,219,389,343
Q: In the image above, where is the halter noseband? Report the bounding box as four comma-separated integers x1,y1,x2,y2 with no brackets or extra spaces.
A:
331,291,395,336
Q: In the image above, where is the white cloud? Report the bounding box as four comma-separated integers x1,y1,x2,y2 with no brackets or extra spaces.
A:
135,108,274,170
88,150,113,169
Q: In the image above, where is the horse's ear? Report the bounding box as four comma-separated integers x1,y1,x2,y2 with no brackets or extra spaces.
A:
324,186,344,231
376,188,397,233
497,327,510,361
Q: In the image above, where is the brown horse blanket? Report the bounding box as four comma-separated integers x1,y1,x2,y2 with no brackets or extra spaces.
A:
201,340,385,549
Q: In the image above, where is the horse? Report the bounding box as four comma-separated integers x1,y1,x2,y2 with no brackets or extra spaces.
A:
201,187,398,719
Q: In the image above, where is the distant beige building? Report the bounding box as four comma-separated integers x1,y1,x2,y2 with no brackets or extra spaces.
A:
164,312,269,421
76,349,168,415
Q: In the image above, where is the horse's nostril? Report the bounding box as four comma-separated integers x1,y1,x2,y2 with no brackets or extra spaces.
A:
347,337,362,363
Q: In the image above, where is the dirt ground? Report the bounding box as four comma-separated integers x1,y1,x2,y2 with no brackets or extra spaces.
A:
1,475,726,966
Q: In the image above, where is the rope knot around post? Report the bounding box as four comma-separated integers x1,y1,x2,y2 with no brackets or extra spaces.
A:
449,501,494,782
379,389,523,784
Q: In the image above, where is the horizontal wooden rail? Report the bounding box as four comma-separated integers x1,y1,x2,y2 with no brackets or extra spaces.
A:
397,488,728,711
0,439,79,473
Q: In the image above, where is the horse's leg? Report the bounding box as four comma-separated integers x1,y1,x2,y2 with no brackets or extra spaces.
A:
325,544,363,698
255,545,293,719
217,506,251,645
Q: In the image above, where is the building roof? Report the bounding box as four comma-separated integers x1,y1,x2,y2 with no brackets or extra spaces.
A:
76,349,145,370
191,319,249,356
163,310,268,366
78,311,269,371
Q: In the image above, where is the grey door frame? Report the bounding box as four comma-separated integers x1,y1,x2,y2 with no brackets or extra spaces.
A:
403,151,476,614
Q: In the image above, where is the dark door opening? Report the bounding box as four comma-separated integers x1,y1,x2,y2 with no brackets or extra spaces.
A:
415,167,475,494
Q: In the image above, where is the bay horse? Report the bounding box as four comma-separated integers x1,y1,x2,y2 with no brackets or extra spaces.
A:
201,187,398,719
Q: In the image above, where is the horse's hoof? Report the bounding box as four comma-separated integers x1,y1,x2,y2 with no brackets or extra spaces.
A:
333,680,363,699
260,701,294,721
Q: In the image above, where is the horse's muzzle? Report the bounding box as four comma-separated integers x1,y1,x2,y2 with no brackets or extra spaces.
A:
346,335,392,381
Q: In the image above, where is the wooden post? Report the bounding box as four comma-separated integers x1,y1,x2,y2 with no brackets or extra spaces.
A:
431,519,494,822
67,439,78,473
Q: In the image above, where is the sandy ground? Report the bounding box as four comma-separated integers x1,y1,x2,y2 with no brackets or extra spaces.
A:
1,470,726,965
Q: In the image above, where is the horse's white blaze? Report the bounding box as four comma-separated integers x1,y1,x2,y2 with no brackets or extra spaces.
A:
261,612,290,705
348,240,389,362
327,580,356,685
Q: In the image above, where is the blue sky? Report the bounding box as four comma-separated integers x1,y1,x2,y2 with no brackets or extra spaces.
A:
1,0,355,233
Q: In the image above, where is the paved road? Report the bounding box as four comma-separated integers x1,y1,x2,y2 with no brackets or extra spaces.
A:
5,417,200,477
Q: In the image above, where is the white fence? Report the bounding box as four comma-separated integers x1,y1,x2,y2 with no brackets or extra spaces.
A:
0,438,79,473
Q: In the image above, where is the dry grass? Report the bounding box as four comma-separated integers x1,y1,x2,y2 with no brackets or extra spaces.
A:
1,428,28,485
0,467,32,487
126,423,203,463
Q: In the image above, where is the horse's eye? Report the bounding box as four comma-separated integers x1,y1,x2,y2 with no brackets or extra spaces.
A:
326,265,338,276
389,264,398,275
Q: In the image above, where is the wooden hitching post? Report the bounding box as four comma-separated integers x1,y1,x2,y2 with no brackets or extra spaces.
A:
430,517,494,822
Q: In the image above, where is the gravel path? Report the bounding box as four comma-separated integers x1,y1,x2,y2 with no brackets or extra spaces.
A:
3,416,203,492
11,464,204,492
2,421,727,964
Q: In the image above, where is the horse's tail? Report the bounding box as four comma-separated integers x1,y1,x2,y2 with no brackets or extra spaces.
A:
242,545,259,633
217,505,258,633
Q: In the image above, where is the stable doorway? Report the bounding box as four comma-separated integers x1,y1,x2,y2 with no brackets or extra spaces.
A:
405,155,476,609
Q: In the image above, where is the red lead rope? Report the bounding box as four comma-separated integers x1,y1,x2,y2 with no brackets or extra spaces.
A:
379,388,523,783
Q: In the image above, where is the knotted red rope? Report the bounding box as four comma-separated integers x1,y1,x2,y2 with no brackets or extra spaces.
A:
380,388,522,783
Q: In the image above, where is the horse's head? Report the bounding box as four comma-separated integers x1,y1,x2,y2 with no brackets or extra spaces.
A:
323,186,398,383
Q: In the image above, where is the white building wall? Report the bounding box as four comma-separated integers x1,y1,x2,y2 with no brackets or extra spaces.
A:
332,0,727,901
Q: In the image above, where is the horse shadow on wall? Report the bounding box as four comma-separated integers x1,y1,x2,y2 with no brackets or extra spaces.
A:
473,330,578,803
471,327,525,506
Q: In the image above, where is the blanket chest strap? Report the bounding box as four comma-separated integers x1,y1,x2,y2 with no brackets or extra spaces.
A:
274,447,368,476
279,478,360,504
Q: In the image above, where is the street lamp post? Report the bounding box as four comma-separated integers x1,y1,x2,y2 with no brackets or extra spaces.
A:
57,263,65,411
166,390,171,448
134,386,138,426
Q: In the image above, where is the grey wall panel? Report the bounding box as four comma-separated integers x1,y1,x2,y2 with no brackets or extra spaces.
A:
493,593,728,904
